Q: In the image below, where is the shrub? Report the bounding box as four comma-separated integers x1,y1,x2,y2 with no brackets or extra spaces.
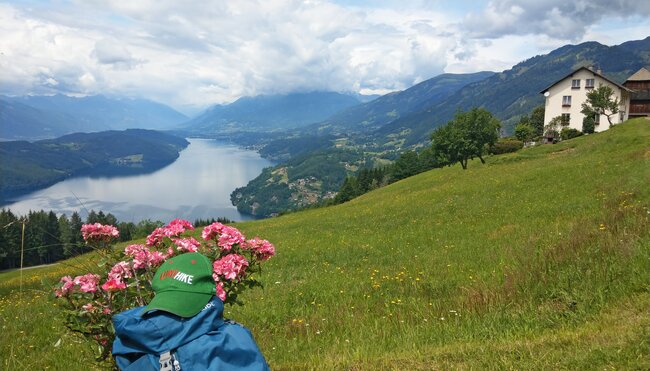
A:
560,128,583,141
489,139,524,155
514,123,536,142
582,115,596,134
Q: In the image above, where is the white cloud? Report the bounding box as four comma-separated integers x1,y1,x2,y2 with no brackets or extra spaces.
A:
0,0,647,112
463,0,650,41
92,39,142,70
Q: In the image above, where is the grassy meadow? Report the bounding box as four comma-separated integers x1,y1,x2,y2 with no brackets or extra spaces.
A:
1,118,649,369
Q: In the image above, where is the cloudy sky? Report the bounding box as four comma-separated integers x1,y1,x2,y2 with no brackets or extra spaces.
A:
1,0,649,114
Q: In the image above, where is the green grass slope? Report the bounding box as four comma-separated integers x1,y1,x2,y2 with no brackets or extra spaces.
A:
1,119,649,370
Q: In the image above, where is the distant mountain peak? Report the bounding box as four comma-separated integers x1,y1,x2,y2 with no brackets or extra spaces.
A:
0,95,188,140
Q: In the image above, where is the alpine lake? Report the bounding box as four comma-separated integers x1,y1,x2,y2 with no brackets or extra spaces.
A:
3,139,274,223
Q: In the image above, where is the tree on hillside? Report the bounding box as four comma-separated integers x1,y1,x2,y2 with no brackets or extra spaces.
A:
581,84,620,127
391,151,422,181
514,123,536,143
529,105,545,137
430,108,501,170
67,211,84,256
0,209,20,269
582,115,596,134
334,176,361,204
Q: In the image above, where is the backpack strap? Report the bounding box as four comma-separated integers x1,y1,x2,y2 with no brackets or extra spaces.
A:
159,350,181,371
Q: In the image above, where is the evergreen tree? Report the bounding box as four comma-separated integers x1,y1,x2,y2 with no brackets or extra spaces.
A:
58,214,72,258
0,209,20,269
334,177,361,204
104,213,118,226
391,151,421,181
25,211,47,266
68,212,84,256
38,211,62,264
87,210,99,224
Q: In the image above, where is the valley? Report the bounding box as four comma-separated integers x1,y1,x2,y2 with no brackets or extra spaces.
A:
2,118,647,369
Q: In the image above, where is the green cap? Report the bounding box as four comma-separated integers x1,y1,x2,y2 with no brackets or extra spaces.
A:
142,252,216,317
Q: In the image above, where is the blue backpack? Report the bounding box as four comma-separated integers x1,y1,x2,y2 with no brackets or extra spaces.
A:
112,297,270,370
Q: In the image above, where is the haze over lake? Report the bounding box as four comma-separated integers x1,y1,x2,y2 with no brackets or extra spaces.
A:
3,139,273,223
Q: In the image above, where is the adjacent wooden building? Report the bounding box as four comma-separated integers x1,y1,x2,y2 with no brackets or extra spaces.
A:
624,67,650,118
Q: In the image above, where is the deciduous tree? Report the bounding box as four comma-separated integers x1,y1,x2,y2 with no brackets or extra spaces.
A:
514,123,536,142
430,108,501,170
581,84,620,127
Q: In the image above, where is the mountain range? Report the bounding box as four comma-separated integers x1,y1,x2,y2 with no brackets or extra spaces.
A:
0,95,188,140
182,91,364,135
230,37,650,217
375,37,650,145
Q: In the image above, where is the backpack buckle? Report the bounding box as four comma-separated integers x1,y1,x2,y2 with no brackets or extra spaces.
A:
159,351,181,371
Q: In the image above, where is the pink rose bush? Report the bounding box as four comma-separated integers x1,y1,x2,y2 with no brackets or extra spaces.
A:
53,219,275,364
80,223,119,243
213,254,249,281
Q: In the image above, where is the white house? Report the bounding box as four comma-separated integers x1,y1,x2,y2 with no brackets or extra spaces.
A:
540,67,631,133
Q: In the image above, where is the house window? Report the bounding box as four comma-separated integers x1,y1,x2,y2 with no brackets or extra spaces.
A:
561,113,571,125
571,79,580,89
594,114,600,125
562,96,572,107
585,79,595,88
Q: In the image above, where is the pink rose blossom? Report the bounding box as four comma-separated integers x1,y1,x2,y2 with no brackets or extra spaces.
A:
102,307,112,315
101,278,127,292
73,273,101,293
82,303,95,312
245,238,276,261
124,244,166,269
149,251,167,267
80,223,119,243
173,237,200,253
166,219,194,236
124,244,146,256
216,281,226,302
212,254,249,281
146,227,167,247
217,226,246,250
55,276,75,297
202,222,246,250
108,261,133,281
169,218,194,230
201,222,226,241
125,244,151,269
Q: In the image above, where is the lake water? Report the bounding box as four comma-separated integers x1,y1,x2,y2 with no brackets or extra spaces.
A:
3,139,273,223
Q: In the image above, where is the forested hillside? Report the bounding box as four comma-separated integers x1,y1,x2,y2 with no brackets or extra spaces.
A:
0,130,189,199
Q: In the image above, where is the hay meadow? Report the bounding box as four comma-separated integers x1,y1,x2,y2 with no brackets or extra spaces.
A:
1,119,649,369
